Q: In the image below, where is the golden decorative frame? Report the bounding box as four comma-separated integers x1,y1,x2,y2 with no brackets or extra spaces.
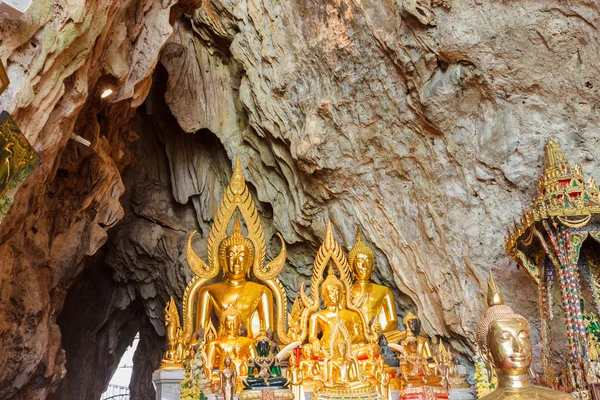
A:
0,59,9,95
181,158,290,345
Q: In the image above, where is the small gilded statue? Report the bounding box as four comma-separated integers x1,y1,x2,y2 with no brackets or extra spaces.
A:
205,304,257,372
161,298,185,369
397,336,443,389
219,355,237,400
243,334,288,389
287,352,304,400
476,272,573,400
374,356,392,400
398,312,434,362
323,338,371,391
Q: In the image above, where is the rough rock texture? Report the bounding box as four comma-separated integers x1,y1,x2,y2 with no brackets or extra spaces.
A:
1,0,600,398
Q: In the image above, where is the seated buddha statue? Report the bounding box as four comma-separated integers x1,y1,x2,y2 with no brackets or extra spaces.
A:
243,335,289,389
309,267,365,352
205,304,257,372
349,231,401,342
398,336,443,389
196,214,274,339
399,312,434,362
476,272,573,400
323,338,372,391
299,344,321,387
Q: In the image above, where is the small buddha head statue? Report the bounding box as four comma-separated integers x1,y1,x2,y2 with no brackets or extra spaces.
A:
290,352,298,367
224,354,233,369
321,266,345,308
221,304,243,337
476,272,532,377
403,312,421,337
219,213,254,280
349,230,375,281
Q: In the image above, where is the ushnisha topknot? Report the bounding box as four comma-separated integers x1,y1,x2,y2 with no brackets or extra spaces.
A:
476,271,529,354
348,229,374,271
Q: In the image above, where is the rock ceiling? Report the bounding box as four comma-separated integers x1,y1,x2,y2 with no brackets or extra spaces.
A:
0,0,599,398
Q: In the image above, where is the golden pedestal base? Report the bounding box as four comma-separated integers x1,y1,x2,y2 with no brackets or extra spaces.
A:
238,388,295,400
314,385,380,400
399,386,449,400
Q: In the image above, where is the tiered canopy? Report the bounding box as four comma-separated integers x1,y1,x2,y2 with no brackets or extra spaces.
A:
505,140,600,392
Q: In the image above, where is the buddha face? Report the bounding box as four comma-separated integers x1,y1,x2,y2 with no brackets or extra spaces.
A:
224,356,232,368
487,318,532,376
405,339,418,355
323,283,343,306
224,244,250,280
256,339,270,357
336,342,348,358
224,314,241,335
353,253,373,280
406,318,420,336
304,346,313,358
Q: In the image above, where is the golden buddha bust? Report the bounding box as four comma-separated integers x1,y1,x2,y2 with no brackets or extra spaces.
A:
476,272,573,400
308,268,365,351
205,304,257,372
196,215,274,340
350,231,400,341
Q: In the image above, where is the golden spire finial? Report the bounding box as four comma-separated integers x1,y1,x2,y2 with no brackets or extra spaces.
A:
487,270,503,307
324,220,335,251
231,157,245,194
232,211,243,236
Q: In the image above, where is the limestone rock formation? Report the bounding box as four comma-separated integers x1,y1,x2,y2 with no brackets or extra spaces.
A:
0,0,599,398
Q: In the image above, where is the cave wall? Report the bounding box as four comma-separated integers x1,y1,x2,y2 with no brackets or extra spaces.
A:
1,0,599,398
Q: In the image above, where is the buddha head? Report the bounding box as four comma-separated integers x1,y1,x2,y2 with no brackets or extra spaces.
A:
221,304,243,336
333,338,348,359
321,267,345,307
403,312,421,336
219,213,254,280
290,352,298,367
476,272,532,376
349,230,375,280
255,336,271,357
224,355,233,369
403,336,419,355
303,344,313,359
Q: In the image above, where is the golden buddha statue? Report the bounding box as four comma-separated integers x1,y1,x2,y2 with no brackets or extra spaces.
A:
176,158,291,355
397,336,443,389
374,356,392,400
349,230,401,341
308,267,365,351
476,272,573,400
196,214,274,340
205,304,257,372
399,312,434,361
322,338,371,391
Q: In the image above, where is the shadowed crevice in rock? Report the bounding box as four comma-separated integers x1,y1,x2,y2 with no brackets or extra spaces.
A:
50,250,144,400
